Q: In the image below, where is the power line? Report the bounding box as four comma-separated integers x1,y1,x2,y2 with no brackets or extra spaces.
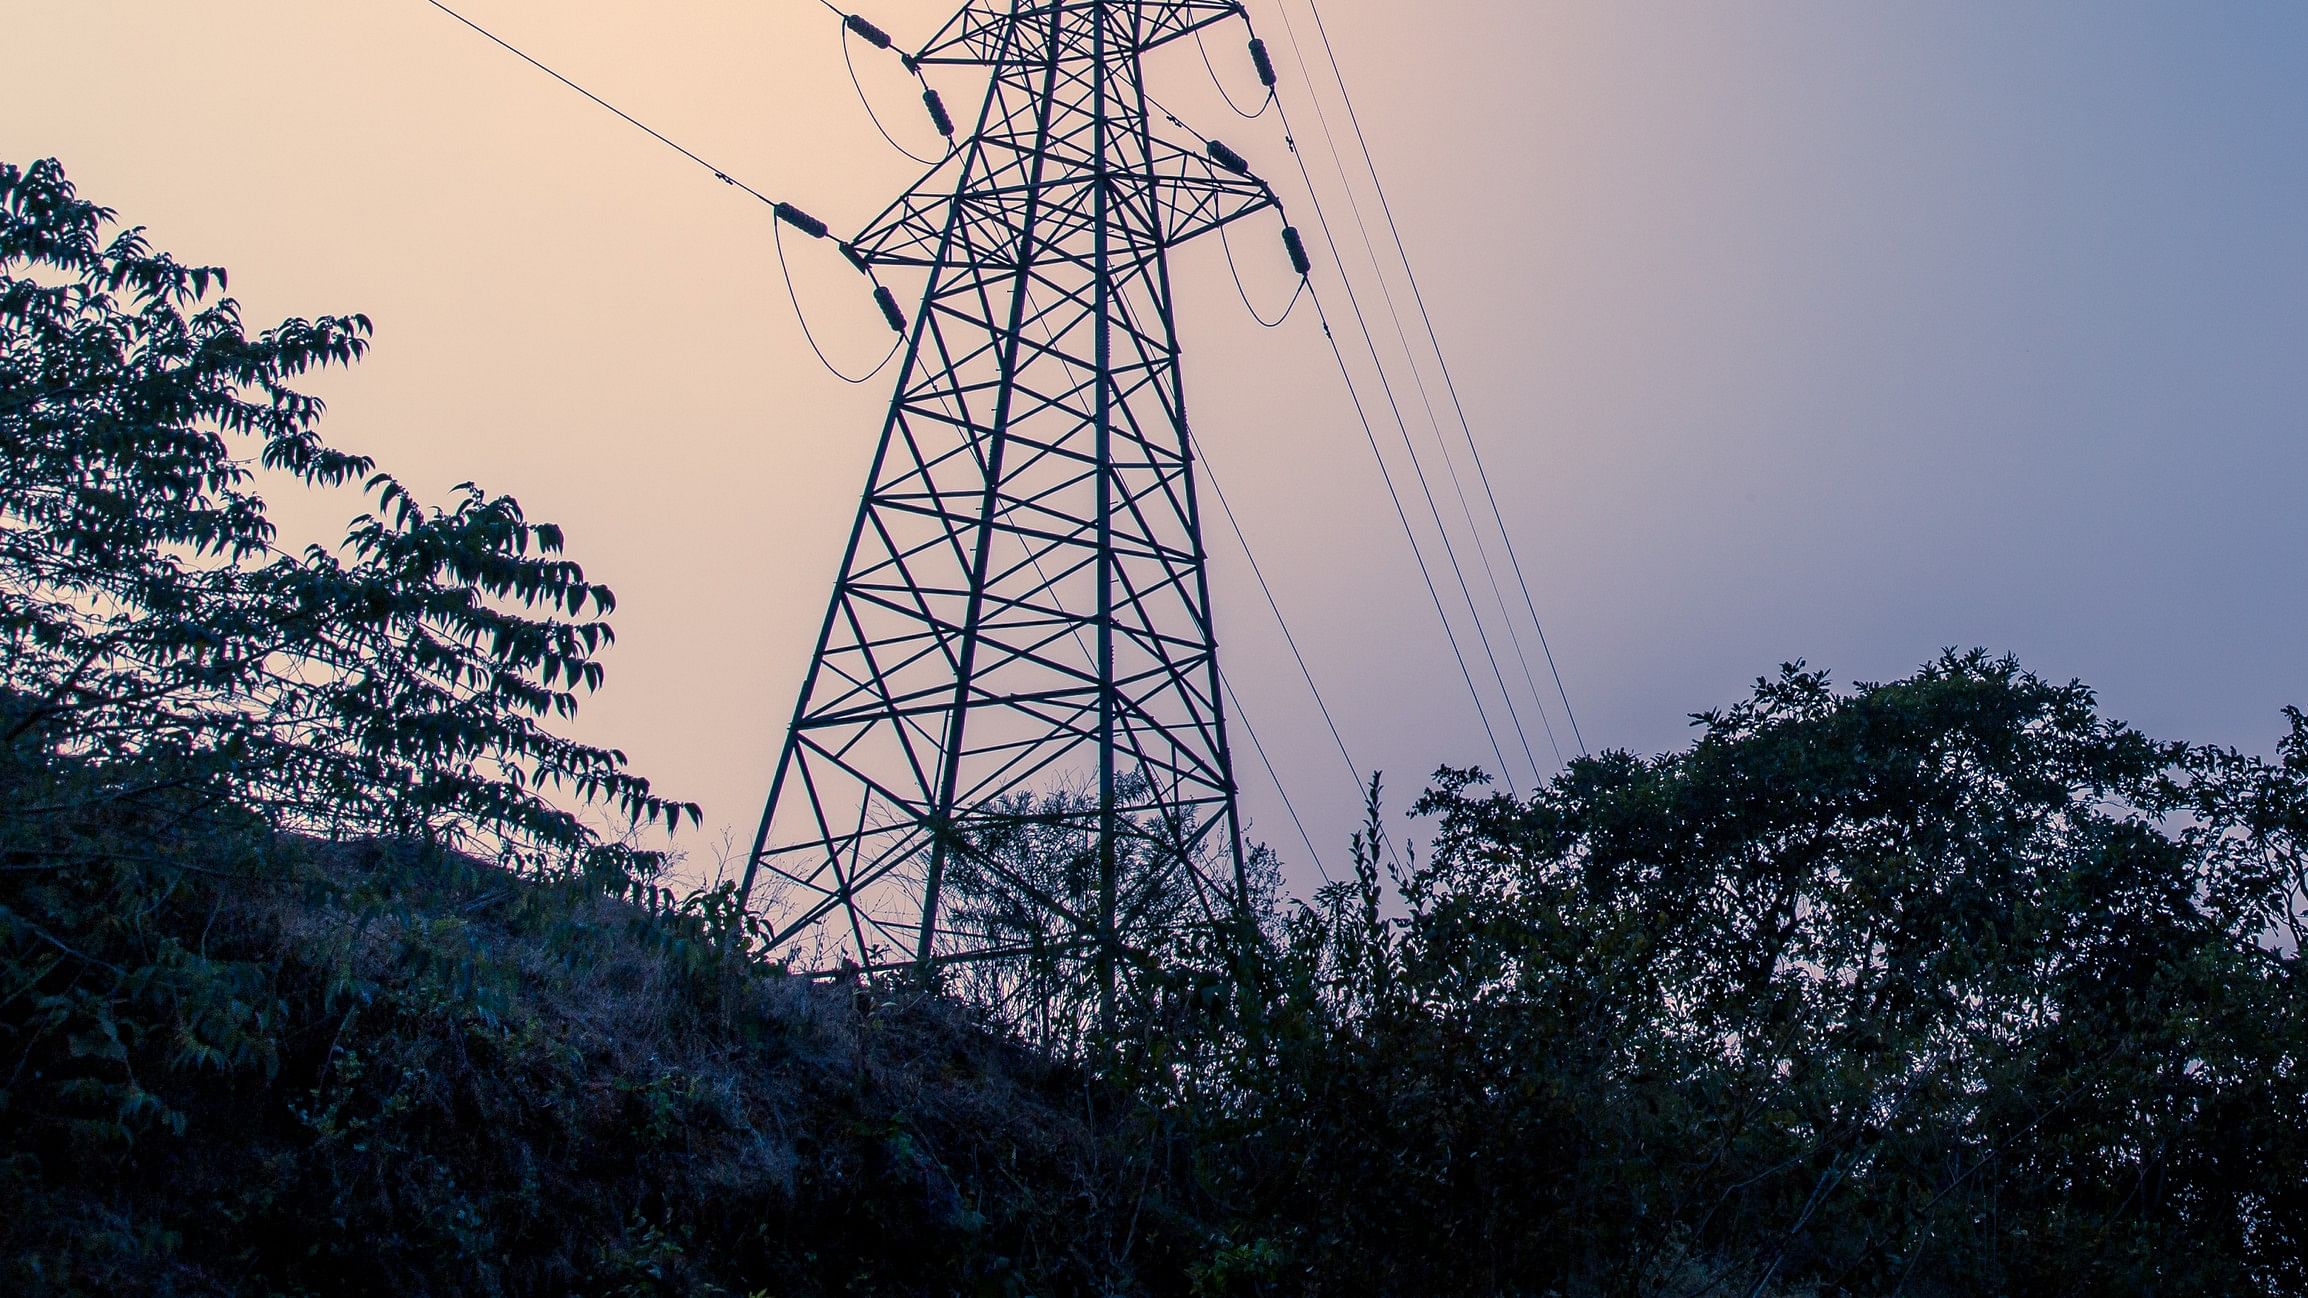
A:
1195,26,1275,120
1271,2,1564,770
1220,673,1331,883
421,0,901,386
1218,217,1306,329
1256,62,1535,794
1201,448,1400,873
840,19,946,166
1304,278,1521,793
1260,1,1555,788
421,0,780,209
773,221,903,384
1295,0,1589,757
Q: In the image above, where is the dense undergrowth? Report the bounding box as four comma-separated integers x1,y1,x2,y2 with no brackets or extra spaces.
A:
8,155,2308,1295
0,754,1194,1295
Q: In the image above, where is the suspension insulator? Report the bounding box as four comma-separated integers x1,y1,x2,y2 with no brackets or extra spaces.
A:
1206,139,1251,176
874,286,908,333
1282,226,1312,277
775,202,830,240
923,87,955,137
1249,38,1278,88
844,14,893,48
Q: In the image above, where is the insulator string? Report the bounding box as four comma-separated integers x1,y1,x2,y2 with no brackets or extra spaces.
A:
842,18,947,165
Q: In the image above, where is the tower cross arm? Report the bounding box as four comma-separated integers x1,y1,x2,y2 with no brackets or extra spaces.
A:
845,138,1278,269
1137,139,1277,249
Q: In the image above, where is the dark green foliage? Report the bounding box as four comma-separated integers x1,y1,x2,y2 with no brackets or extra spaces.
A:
1204,654,2308,1295
0,157,694,875
0,808,1202,1296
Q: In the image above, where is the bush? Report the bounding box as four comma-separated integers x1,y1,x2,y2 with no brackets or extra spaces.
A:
1208,654,2308,1295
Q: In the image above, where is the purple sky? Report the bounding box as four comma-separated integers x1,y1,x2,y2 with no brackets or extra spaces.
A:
10,2,2305,888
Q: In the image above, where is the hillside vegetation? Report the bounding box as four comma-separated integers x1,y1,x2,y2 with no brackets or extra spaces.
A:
0,792,1193,1294
6,158,2305,1296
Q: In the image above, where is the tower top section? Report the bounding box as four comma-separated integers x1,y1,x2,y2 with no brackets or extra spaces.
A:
916,0,1245,67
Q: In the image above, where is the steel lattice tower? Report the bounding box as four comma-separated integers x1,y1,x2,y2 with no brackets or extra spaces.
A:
740,0,1279,996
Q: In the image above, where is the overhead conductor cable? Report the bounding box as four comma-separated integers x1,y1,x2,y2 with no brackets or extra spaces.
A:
1196,26,1276,119
419,0,900,383
1262,78,1536,790
1306,269,1525,793
1300,0,1587,756
841,10,947,165
1268,1,1558,781
1296,0,1570,766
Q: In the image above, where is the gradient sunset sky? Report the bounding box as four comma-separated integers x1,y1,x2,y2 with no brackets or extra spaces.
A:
9,2,2305,887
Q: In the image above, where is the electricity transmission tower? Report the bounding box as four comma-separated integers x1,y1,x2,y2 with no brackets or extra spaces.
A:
739,0,1284,1003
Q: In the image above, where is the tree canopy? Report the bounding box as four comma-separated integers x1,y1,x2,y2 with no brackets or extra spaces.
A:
0,156,695,875
1200,652,2308,1294
1,155,698,1218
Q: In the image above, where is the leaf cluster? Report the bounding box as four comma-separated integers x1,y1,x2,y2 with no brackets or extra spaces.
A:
0,157,696,880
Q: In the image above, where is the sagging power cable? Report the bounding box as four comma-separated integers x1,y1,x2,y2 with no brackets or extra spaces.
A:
1303,276,1522,794
419,0,905,384
1188,2,1549,789
1218,218,1306,328
1201,447,1400,872
1267,0,1563,774
832,8,960,165
1195,26,1275,120
842,22,946,165
1221,672,1332,883
1294,0,1589,757
1184,23,1537,788
774,221,904,384
423,0,778,208
1260,82,1538,794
